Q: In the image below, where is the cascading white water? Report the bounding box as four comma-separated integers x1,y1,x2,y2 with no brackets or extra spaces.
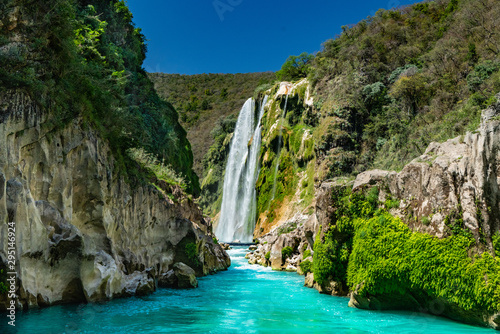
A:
215,96,269,243
269,92,289,203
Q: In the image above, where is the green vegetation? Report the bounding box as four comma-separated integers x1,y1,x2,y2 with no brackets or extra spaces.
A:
197,114,237,215
299,260,313,274
305,0,500,176
0,0,199,194
348,212,500,313
128,148,186,190
185,242,199,265
421,216,431,226
281,246,294,259
303,249,312,259
310,184,500,315
313,186,378,286
265,251,271,260
384,196,400,210
493,232,500,256
276,52,314,81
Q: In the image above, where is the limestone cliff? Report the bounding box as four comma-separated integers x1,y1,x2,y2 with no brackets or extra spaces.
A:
253,80,317,238
352,99,500,243
0,90,230,310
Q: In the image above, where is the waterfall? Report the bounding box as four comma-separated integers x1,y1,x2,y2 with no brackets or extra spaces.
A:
269,92,289,203
215,96,269,243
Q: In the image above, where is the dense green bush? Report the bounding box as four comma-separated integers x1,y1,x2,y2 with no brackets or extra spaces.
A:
348,212,500,313
467,60,499,92
299,260,313,274
277,52,314,81
281,246,294,259
313,186,378,286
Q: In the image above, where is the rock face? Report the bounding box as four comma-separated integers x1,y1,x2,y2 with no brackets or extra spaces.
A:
248,212,313,271
0,91,230,310
159,262,198,289
353,97,500,243
248,180,340,296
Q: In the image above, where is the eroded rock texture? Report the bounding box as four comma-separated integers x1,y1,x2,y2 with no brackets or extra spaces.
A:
0,91,230,310
354,98,500,245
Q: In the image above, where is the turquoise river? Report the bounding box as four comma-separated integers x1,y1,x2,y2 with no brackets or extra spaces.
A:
3,247,496,333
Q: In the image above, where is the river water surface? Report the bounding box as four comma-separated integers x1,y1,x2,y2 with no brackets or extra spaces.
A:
6,247,496,333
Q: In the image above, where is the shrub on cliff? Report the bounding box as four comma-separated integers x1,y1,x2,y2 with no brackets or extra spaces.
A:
282,246,294,259
313,186,377,286
313,184,500,315
299,260,313,274
277,52,314,82
0,0,199,194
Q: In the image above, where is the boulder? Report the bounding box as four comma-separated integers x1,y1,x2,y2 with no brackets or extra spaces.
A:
123,272,155,296
158,270,176,287
304,272,315,288
174,262,198,289
313,279,347,296
158,263,198,289
352,169,391,191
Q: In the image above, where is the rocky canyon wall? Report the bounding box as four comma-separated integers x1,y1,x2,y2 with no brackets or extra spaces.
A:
0,90,230,310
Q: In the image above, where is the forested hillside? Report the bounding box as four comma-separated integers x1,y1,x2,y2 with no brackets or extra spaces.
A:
306,0,499,177
149,72,275,176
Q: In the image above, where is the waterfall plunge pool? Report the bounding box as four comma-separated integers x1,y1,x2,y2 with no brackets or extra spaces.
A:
7,247,495,333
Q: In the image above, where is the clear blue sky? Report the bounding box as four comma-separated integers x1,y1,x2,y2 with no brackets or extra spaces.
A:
126,0,421,74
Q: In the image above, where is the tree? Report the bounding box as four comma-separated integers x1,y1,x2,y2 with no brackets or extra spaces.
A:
220,88,228,99
276,52,314,81
390,72,428,115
